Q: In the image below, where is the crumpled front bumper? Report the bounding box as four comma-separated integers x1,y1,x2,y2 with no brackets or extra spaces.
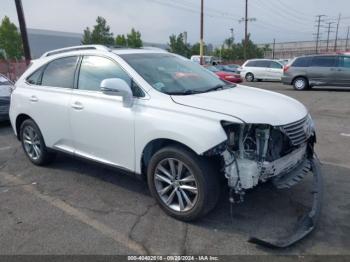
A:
249,157,323,248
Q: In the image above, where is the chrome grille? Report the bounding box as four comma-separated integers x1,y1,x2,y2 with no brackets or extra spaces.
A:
280,116,311,146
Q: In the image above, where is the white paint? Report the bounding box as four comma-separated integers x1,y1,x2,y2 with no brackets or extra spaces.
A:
0,146,13,151
340,133,350,137
10,47,309,174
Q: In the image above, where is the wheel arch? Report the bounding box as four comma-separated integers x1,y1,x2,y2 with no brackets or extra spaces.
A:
15,114,33,140
292,75,309,85
140,138,199,177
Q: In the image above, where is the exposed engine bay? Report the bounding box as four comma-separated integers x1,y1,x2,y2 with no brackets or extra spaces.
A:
205,115,323,248
219,115,315,200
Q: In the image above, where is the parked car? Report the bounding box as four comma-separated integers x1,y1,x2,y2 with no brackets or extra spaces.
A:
9,45,321,241
240,59,284,82
0,74,13,121
214,64,240,74
205,65,242,83
190,55,220,65
282,54,350,90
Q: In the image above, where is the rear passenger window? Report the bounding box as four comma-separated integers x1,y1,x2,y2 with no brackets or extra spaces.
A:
254,60,270,68
292,57,311,67
41,56,78,88
78,56,131,92
246,61,256,67
310,56,337,67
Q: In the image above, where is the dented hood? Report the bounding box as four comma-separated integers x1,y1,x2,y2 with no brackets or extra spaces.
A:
171,85,308,126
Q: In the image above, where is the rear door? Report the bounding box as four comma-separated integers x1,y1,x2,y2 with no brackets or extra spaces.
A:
334,56,350,86
267,61,284,80
307,56,337,85
252,60,270,79
23,56,78,151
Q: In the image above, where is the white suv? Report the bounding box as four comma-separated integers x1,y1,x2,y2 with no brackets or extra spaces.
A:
10,45,319,222
240,59,284,82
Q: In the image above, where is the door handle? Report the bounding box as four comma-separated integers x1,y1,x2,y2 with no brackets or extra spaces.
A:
29,96,38,102
71,102,84,110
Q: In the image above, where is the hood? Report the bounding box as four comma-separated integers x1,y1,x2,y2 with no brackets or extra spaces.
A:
171,85,308,126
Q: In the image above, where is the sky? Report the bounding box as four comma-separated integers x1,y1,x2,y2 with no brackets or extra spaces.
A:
1,0,350,46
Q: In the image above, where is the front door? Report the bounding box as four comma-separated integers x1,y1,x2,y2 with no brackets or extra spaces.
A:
70,55,135,171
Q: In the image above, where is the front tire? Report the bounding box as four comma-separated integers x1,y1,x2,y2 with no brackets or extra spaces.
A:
147,146,220,221
20,119,56,166
293,77,309,90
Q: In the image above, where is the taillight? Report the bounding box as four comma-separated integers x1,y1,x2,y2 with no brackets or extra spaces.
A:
283,65,290,73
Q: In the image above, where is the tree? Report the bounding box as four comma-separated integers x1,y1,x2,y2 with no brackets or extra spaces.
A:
126,28,143,48
214,34,264,61
0,16,23,59
168,33,191,57
115,34,127,47
81,16,114,45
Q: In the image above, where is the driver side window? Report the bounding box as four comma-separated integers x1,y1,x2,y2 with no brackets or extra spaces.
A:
78,56,131,92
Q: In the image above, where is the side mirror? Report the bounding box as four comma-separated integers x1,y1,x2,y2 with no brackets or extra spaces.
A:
100,78,133,107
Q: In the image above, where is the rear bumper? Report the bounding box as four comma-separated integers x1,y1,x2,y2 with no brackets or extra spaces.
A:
281,76,293,85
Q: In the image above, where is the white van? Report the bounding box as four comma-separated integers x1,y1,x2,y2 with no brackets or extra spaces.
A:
240,59,284,82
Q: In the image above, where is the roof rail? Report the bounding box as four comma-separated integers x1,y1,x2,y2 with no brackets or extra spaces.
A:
41,45,111,58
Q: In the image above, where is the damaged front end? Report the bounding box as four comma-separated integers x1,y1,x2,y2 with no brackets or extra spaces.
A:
206,114,323,248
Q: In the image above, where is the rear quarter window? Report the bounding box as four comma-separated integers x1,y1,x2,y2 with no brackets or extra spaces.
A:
245,61,256,67
291,57,311,67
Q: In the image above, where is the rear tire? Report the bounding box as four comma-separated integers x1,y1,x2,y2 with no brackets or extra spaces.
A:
147,145,220,221
293,77,309,90
20,119,56,166
245,73,255,82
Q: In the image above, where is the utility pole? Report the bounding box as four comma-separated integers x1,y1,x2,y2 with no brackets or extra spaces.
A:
14,0,31,64
346,26,350,51
230,28,234,43
314,15,326,54
200,0,204,65
183,31,188,45
326,22,335,52
244,0,248,59
272,38,276,59
239,0,256,60
334,13,341,52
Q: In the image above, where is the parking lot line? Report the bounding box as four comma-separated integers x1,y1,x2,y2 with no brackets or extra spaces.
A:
0,171,147,255
0,146,14,151
321,161,350,170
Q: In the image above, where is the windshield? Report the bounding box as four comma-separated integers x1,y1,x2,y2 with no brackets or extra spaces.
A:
120,53,230,95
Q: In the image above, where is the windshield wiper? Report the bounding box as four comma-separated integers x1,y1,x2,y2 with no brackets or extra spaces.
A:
167,90,204,95
204,83,236,93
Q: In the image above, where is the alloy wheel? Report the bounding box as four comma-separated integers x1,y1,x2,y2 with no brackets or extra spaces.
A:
22,126,42,161
295,79,306,90
154,158,198,212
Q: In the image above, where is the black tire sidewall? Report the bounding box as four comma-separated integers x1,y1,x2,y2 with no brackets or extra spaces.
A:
245,73,254,82
147,146,214,221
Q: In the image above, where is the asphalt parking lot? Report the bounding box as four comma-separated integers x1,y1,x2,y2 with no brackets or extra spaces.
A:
0,82,349,256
